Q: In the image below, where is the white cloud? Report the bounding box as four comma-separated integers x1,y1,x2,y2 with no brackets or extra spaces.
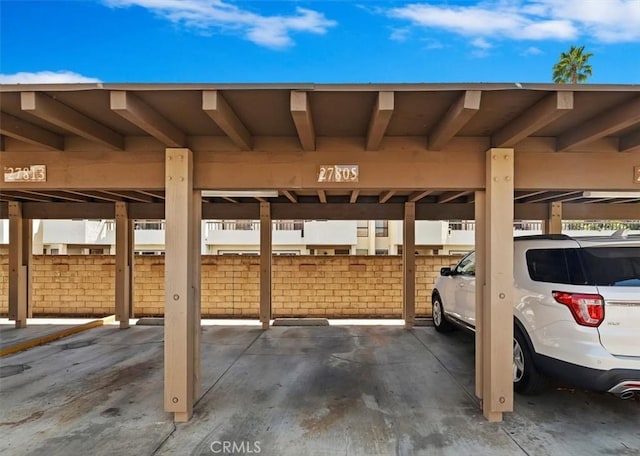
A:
103,0,336,49
471,38,492,49
522,46,543,56
389,0,640,44
390,27,410,42
0,71,101,84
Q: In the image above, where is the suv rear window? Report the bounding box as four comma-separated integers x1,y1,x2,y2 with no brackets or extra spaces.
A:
526,247,640,286
526,248,586,285
580,247,640,287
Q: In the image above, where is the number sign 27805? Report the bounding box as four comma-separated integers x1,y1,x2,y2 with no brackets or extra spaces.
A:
317,165,359,183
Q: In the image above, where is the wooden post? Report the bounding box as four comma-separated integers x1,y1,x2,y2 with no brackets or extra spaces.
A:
260,202,272,330
128,218,135,318
192,188,202,400
544,201,562,234
474,191,486,400
115,202,131,329
8,202,31,328
164,148,199,422
483,148,514,422
402,203,416,328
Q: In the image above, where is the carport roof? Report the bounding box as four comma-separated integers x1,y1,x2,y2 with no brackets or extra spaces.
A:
1,83,639,214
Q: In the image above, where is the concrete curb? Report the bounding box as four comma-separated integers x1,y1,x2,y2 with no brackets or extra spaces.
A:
0,315,116,357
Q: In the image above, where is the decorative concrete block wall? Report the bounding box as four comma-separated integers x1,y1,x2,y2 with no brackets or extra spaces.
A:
0,255,461,319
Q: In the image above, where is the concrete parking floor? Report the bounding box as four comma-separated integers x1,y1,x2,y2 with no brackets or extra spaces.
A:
1,323,638,456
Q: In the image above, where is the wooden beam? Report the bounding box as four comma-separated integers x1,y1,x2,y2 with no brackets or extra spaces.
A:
543,201,562,234
138,190,165,200
402,202,415,328
102,190,155,203
428,90,481,150
260,202,272,330
21,92,124,150
202,90,252,150
115,202,131,329
66,190,124,202
557,96,640,151
520,191,581,203
437,191,471,203
281,190,298,203
0,191,53,202
0,112,64,150
317,190,327,203
620,129,640,153
349,190,359,204
366,91,394,150
8,202,30,328
379,190,395,203
408,190,432,202
483,148,514,422
18,190,88,202
221,196,238,204
290,91,315,151
110,91,185,147
513,190,545,200
492,92,573,147
164,148,199,422
474,190,486,401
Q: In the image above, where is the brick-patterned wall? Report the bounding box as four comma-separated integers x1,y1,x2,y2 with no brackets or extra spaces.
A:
0,255,460,318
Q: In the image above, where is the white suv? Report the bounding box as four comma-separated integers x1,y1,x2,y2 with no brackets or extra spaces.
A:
432,234,640,398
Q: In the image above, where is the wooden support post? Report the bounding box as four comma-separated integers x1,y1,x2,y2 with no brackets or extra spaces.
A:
192,188,202,400
483,148,514,422
474,191,486,400
403,203,416,328
128,218,135,318
164,148,200,422
544,202,562,234
115,202,131,329
8,202,31,328
260,202,272,330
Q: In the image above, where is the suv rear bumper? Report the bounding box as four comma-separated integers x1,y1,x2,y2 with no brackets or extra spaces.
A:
534,353,640,393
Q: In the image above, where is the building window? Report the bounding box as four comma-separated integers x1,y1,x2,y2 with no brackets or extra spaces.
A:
357,221,368,237
375,221,388,237
356,249,368,255
335,249,350,255
375,249,388,255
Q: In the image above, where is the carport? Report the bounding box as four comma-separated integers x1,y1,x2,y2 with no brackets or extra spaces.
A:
1,83,639,423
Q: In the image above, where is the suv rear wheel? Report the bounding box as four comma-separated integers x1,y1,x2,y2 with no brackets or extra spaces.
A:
432,293,454,333
513,327,547,394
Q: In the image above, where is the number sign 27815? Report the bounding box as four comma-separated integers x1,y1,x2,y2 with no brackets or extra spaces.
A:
317,165,359,183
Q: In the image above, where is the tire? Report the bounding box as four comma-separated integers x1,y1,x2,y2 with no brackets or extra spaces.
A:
432,293,455,333
513,327,547,395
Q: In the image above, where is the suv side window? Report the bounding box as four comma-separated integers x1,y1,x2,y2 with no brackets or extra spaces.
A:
455,251,475,276
526,248,586,285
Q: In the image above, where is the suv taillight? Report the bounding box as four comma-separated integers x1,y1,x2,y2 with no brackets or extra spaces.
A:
552,291,605,327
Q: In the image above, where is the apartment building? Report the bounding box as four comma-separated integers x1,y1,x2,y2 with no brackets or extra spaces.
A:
1,219,638,256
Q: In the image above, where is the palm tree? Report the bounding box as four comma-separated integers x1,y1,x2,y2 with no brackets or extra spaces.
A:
552,45,593,84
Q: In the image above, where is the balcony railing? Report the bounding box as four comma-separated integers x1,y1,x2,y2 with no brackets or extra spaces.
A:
448,220,640,232
206,221,303,231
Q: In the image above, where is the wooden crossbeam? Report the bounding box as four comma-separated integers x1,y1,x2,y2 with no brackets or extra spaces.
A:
379,190,396,203
408,190,432,202
21,92,123,149
366,91,394,150
317,190,327,203
437,191,471,203
281,190,298,203
428,91,481,150
0,112,64,150
620,129,640,153
111,91,185,147
202,90,252,150
349,190,359,204
290,91,315,151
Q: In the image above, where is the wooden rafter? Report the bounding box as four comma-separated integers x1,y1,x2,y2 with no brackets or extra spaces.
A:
379,190,396,203
349,190,359,204
428,91,481,150
281,190,298,203
290,91,315,151
202,90,253,150
366,91,394,150
317,190,327,203
111,91,185,147
0,112,64,150
492,91,573,147
557,96,640,151
21,92,124,150
408,190,432,202
437,191,471,204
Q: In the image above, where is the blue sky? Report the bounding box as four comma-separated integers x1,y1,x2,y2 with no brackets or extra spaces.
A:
1,0,639,84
